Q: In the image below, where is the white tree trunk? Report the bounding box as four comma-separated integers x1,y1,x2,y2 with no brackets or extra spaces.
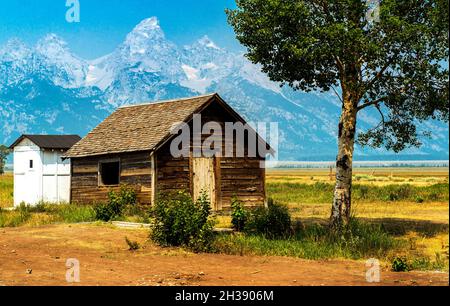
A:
330,94,357,230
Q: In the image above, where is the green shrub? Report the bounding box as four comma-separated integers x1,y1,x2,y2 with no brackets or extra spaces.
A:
245,199,291,239
116,185,137,206
415,196,424,204
150,191,215,252
94,185,137,221
392,257,410,272
93,202,117,222
231,197,247,231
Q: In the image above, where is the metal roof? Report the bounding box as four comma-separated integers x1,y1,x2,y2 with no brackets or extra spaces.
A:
9,135,81,150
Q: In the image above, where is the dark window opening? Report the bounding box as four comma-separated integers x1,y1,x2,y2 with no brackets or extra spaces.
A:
29,160,33,169
99,161,120,186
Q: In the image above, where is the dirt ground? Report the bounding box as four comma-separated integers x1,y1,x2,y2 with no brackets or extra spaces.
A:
0,224,448,286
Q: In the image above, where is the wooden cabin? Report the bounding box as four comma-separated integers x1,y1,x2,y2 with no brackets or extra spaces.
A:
64,93,272,210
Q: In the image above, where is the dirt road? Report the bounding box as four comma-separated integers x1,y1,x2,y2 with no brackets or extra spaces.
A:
0,224,447,286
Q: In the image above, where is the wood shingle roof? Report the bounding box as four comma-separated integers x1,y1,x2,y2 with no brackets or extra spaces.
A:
64,93,218,158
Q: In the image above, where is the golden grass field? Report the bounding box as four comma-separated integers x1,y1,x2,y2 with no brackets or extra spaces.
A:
267,167,449,186
266,167,449,223
0,173,13,208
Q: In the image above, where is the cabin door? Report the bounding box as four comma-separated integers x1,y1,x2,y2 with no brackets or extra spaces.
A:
192,157,217,210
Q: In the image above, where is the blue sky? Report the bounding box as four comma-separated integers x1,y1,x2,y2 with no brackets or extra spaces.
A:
0,0,240,59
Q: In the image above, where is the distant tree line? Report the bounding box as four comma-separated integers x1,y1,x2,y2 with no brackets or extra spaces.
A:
0,144,10,175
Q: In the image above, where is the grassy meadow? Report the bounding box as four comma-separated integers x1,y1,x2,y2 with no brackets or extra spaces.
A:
217,167,449,271
1,167,449,271
0,203,97,227
266,168,449,223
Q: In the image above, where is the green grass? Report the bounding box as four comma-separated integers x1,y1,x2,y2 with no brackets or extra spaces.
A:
0,202,151,228
212,220,449,271
267,182,449,204
0,203,96,227
37,203,96,223
212,219,403,260
409,254,448,271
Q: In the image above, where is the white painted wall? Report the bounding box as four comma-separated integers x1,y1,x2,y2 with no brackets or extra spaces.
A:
13,139,42,206
13,139,71,206
42,150,71,203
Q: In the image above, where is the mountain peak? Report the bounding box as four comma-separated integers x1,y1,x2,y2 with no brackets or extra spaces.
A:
197,35,220,50
0,38,31,60
135,17,160,30
2,37,27,48
37,33,67,47
124,16,166,49
35,33,70,57
130,17,163,37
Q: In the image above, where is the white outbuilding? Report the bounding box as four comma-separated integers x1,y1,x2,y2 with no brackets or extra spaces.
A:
9,135,81,206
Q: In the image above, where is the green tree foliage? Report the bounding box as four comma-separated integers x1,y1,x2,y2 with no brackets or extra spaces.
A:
0,145,10,175
227,0,449,229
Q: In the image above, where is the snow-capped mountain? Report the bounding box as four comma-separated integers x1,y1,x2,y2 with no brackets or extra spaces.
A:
0,17,448,161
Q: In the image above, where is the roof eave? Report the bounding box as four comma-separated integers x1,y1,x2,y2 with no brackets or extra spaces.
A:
63,148,154,159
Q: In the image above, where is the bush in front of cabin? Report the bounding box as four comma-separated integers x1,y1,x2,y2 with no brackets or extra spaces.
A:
150,191,215,252
245,199,292,239
93,202,116,222
231,197,248,232
94,185,137,221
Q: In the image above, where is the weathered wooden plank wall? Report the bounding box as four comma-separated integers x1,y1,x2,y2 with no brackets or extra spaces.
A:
156,143,191,195
198,103,266,209
71,151,152,205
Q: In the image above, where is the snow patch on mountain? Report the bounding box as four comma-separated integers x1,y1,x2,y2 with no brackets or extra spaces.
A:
198,35,221,50
35,34,88,88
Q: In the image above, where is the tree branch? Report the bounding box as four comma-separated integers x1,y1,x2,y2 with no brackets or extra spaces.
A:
357,96,387,112
375,104,386,127
331,86,343,103
364,51,399,93
333,55,345,85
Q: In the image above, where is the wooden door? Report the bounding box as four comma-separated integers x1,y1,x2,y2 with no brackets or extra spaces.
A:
192,157,216,209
